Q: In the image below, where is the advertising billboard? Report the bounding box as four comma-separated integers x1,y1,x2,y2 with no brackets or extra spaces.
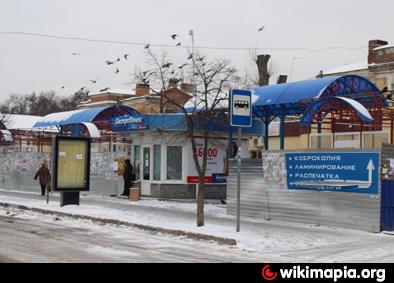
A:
52,136,91,191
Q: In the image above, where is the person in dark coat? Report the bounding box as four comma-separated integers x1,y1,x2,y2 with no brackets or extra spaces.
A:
122,159,134,196
34,160,51,196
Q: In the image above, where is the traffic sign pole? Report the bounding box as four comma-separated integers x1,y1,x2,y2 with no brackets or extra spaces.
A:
236,126,242,232
230,89,252,233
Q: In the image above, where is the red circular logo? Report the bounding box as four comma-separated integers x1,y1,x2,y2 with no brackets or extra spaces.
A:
262,265,278,281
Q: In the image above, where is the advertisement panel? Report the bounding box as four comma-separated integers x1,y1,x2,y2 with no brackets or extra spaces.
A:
52,136,91,192
187,138,247,184
286,152,379,194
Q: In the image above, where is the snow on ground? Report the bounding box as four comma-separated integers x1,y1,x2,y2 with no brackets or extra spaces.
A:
1,190,394,262
0,206,263,262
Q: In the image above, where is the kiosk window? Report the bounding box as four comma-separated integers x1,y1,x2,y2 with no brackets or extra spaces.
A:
153,145,161,181
167,146,182,180
134,145,141,180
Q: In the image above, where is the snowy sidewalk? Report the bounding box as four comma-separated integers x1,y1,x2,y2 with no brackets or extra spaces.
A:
1,189,394,262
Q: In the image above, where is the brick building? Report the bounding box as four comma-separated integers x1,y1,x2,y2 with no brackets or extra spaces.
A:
321,39,394,92
78,83,193,114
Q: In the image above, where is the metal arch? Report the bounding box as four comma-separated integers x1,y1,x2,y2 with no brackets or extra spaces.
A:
300,96,374,126
319,75,381,99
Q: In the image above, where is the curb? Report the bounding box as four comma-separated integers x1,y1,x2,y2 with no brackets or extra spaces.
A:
0,202,237,246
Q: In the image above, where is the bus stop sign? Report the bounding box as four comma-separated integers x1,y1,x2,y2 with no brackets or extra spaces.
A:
230,89,252,127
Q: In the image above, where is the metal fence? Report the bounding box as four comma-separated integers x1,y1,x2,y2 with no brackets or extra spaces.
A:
0,147,129,196
227,152,382,232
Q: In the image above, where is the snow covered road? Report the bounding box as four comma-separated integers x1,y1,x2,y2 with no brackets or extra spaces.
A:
0,207,262,263
1,190,394,262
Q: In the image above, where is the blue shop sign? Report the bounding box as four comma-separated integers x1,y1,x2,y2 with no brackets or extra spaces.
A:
111,116,147,132
285,152,379,194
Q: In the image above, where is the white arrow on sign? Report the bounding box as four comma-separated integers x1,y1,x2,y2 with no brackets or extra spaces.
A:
366,159,375,185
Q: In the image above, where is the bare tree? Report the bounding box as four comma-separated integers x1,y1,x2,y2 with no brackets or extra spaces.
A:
0,90,89,116
0,112,9,128
137,48,238,226
134,49,180,113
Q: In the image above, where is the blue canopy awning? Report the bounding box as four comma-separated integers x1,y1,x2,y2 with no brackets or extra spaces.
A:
33,106,139,128
251,75,383,118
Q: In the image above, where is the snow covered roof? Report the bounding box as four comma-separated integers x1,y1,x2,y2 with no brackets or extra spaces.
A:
77,100,118,108
323,62,368,75
89,88,135,96
183,94,228,113
33,106,140,128
2,114,43,130
373,44,394,51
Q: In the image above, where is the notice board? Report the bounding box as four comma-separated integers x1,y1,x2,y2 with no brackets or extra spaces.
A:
52,136,91,191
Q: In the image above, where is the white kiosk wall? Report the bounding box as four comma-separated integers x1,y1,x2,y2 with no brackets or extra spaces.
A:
130,133,248,197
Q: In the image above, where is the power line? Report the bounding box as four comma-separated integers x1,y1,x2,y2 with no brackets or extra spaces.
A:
0,31,368,53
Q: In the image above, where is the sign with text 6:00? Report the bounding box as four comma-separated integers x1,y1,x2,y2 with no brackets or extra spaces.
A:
187,139,227,184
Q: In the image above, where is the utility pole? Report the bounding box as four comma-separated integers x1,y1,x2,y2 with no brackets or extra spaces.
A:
189,30,197,107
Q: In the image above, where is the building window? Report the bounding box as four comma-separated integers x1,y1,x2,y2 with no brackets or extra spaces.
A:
166,146,182,180
153,145,161,181
134,145,141,180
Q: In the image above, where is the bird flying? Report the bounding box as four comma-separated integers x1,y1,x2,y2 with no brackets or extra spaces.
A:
124,54,129,60
187,54,193,60
258,25,265,31
162,63,173,68
170,34,178,40
89,79,98,83
176,42,181,46
100,87,110,92
115,68,120,74
144,43,150,49
105,60,114,65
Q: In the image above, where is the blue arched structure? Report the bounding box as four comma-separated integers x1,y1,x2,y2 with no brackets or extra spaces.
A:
251,75,384,149
33,105,140,137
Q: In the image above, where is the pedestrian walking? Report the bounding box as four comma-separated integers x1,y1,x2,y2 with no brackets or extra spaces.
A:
34,160,51,196
122,159,134,196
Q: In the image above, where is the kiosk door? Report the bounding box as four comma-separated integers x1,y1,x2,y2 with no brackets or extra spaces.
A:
141,145,152,195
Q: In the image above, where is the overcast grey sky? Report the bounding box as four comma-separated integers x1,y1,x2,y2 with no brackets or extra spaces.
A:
0,0,393,101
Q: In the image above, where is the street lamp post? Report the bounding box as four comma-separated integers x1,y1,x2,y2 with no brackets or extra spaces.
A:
289,57,301,82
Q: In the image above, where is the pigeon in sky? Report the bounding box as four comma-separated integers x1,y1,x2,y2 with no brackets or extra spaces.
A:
100,87,110,92
197,56,206,61
89,79,98,83
187,54,193,60
105,60,114,65
72,52,80,56
170,34,178,40
116,57,121,62
115,68,120,74
178,63,187,69
144,43,150,49
79,87,86,91
124,54,129,60
61,86,65,89
258,25,265,32
176,42,181,46
162,63,172,68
